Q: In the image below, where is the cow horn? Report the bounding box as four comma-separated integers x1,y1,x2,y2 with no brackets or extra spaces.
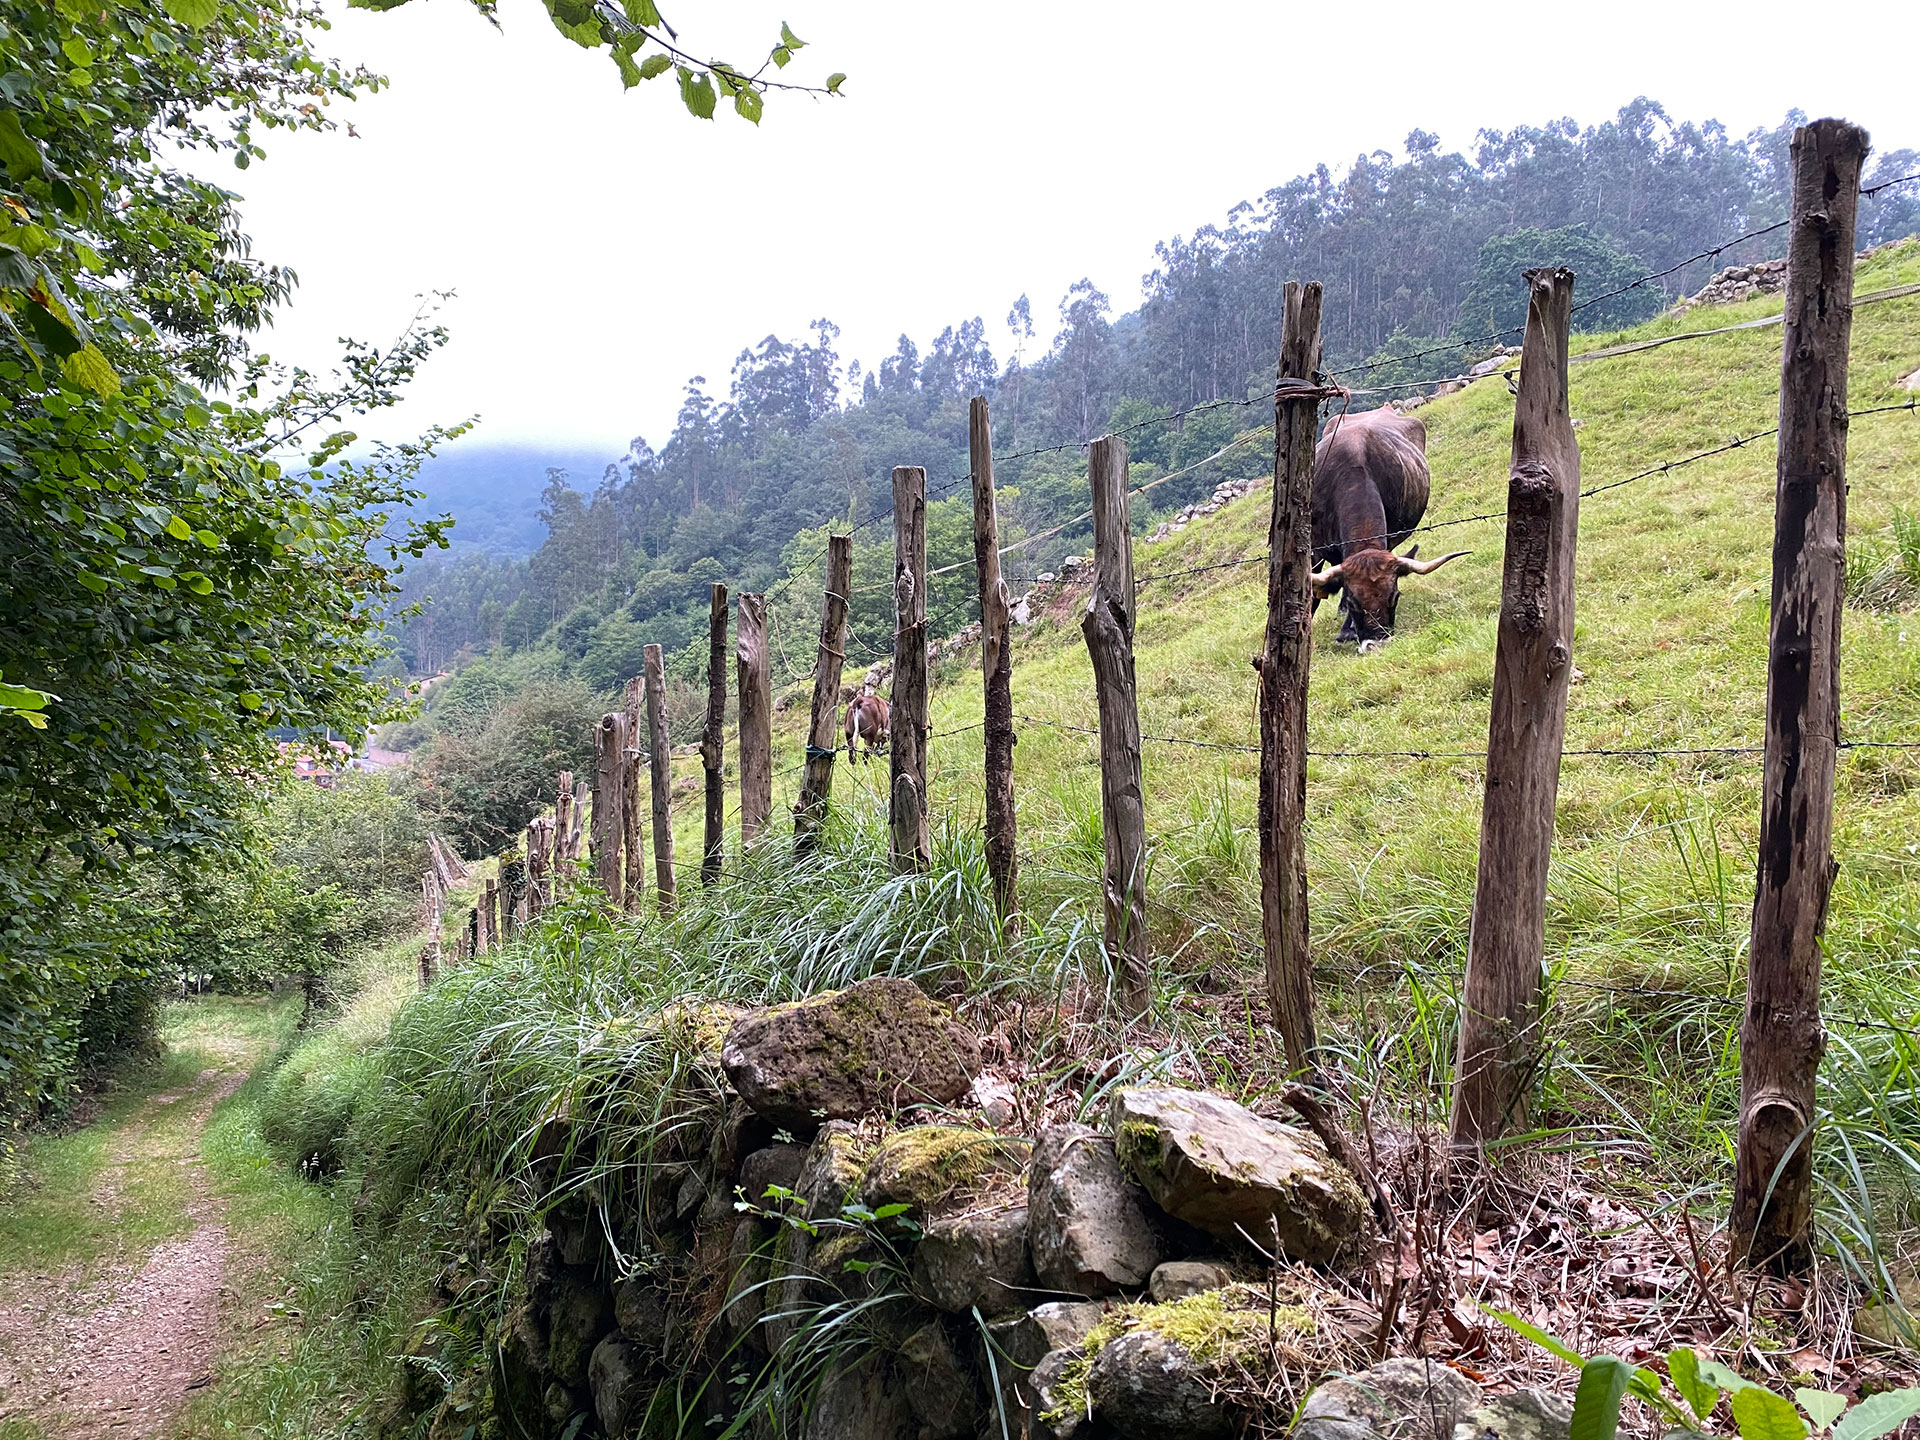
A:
1311,563,1345,598
1396,549,1469,577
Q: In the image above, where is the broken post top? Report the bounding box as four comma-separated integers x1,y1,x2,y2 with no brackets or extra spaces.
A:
1277,281,1324,383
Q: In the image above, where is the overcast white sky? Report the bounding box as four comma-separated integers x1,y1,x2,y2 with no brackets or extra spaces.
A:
221,0,1916,456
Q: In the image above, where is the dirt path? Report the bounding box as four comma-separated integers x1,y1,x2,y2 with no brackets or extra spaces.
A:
0,1063,250,1438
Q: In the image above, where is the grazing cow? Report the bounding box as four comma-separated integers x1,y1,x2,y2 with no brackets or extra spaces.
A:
1309,407,1467,647
844,690,890,763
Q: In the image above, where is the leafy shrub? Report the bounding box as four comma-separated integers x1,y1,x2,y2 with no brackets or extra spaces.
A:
1458,223,1664,340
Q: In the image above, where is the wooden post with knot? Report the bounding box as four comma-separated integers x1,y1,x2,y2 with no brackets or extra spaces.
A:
795,535,852,857
592,709,627,901
1259,280,1325,1088
1732,117,1867,1274
890,466,930,873
970,396,1019,924
1081,435,1150,1016
1450,265,1581,1156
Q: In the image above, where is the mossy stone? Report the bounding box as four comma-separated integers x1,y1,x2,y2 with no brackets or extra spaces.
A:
862,1124,1030,1218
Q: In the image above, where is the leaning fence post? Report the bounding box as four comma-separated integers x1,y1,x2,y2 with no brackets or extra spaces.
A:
623,675,646,912
469,903,484,959
891,466,931,872
593,710,627,901
703,584,729,884
1732,116,1867,1274
644,642,677,913
736,593,774,847
1081,436,1150,1015
1449,266,1581,1156
1260,280,1326,1087
970,397,1020,924
795,535,853,857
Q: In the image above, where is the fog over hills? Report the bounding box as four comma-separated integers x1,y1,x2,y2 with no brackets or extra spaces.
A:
410,439,615,556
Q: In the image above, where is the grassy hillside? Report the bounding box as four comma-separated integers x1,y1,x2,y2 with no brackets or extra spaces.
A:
632,241,1920,1175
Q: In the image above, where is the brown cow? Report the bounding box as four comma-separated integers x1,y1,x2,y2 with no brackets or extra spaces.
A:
844,690,890,764
1309,407,1466,647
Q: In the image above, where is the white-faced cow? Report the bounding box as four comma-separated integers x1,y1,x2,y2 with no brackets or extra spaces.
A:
1309,407,1467,647
844,690,890,764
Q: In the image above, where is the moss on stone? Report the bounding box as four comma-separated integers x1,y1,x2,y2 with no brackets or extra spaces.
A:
1113,1119,1164,1180
862,1125,1030,1216
1039,1284,1310,1427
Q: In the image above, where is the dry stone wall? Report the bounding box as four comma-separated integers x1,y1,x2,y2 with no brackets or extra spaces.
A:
393,976,1578,1440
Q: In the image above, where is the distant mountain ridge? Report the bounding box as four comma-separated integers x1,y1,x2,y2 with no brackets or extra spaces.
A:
410,440,614,556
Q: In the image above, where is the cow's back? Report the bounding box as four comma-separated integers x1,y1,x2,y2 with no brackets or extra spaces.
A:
1311,408,1431,559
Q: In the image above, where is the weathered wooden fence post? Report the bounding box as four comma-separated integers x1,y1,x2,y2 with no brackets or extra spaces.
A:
1733,117,1867,1273
644,643,676,913
470,902,484,959
736,593,773,848
890,466,931,872
795,536,853,857
501,852,528,937
623,675,646,912
568,777,589,863
485,875,502,950
1449,266,1581,1155
1260,280,1326,1086
554,771,575,890
703,584,729,884
527,818,552,916
593,710,627,900
971,396,1020,922
1081,436,1150,1015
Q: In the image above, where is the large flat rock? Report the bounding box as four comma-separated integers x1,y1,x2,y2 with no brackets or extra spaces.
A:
1110,1087,1367,1263
720,977,981,1131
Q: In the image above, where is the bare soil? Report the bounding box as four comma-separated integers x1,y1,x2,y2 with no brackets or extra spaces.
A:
0,1066,248,1438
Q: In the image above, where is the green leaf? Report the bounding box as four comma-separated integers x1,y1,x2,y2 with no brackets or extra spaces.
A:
709,65,740,97
1668,1349,1721,1424
1731,1386,1809,1440
1796,1391,1849,1432
1833,1389,1920,1440
62,39,95,66
0,110,43,181
194,529,222,549
181,572,215,595
733,87,763,125
1698,1358,1763,1397
616,50,641,88
238,691,263,711
779,21,805,49
166,515,193,541
825,71,846,95
626,0,662,24
1571,1357,1636,1440
870,1202,911,1220
676,67,715,120
1484,1308,1586,1369
637,53,672,79
62,344,120,397
0,681,53,711
771,45,791,68
163,0,220,27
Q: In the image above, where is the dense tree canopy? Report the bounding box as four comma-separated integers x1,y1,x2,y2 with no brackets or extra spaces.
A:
391,100,1920,689
0,0,453,1120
